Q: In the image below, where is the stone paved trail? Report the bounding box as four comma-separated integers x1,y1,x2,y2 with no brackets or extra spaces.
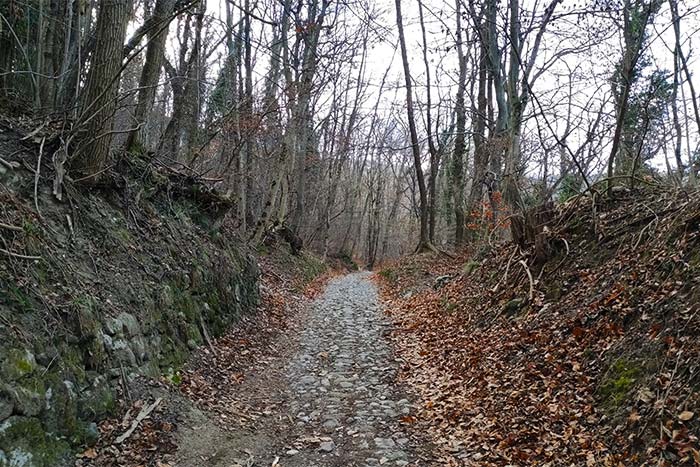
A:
174,272,425,467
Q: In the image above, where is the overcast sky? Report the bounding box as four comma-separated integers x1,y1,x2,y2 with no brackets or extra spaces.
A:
166,0,700,176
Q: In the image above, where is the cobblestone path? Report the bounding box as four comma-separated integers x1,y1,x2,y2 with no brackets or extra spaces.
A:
175,273,425,467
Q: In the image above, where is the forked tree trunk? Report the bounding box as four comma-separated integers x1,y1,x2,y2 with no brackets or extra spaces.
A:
72,0,131,180
127,0,177,152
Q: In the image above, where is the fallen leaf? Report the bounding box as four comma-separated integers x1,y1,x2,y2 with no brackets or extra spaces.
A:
78,448,98,459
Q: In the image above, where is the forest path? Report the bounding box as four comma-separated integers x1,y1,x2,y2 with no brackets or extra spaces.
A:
173,273,424,467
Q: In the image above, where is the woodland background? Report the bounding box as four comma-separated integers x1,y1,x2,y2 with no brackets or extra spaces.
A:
1,0,698,262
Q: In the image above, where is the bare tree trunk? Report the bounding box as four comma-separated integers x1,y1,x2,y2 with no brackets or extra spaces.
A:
56,0,78,109
452,0,467,246
670,35,684,182
669,0,699,185
417,0,441,244
36,0,46,109
290,0,331,239
239,0,254,235
381,170,405,260
366,161,383,269
157,3,204,162
126,0,177,151
606,0,654,195
466,61,490,241
252,0,293,244
395,0,431,251
72,0,131,179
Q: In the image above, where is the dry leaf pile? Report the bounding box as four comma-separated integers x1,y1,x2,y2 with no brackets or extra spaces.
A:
377,188,700,466
75,393,176,467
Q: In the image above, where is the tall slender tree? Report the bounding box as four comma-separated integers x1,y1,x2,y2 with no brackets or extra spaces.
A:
395,0,431,251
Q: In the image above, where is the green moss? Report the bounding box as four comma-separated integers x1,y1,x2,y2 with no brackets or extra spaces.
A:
70,420,99,446
79,382,115,420
22,220,40,237
114,227,132,244
378,268,398,284
334,252,358,271
502,297,526,316
177,291,198,321
42,373,79,437
462,260,480,276
599,359,642,408
55,344,87,386
33,262,50,285
185,323,202,346
285,252,327,286
163,368,182,386
15,360,32,375
0,416,71,467
1,348,37,381
158,336,188,369
73,296,102,339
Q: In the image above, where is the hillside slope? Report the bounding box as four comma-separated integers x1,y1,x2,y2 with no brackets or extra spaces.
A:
377,188,700,466
0,121,262,466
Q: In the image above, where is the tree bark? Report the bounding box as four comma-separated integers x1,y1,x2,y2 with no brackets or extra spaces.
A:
395,0,431,251
452,0,467,246
290,0,331,238
72,0,131,180
606,0,654,195
126,0,178,152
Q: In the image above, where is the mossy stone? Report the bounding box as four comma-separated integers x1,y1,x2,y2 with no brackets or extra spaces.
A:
78,378,115,420
82,422,99,446
161,285,174,308
116,313,141,337
0,416,71,467
1,384,42,417
109,339,136,366
42,378,78,437
0,349,37,382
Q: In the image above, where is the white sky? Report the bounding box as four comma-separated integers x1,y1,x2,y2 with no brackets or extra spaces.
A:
148,0,700,178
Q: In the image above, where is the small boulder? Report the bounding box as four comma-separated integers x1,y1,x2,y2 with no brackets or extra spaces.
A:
2,385,42,417
319,440,335,452
0,349,37,382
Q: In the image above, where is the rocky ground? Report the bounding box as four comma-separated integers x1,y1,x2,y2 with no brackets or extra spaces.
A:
171,272,429,467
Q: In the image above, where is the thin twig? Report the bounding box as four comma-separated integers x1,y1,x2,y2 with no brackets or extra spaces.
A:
70,164,116,183
492,246,518,293
199,315,218,357
543,237,570,279
34,137,46,216
519,259,535,302
21,121,47,141
0,222,22,232
633,203,660,249
115,398,163,444
0,248,41,260
0,156,20,170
